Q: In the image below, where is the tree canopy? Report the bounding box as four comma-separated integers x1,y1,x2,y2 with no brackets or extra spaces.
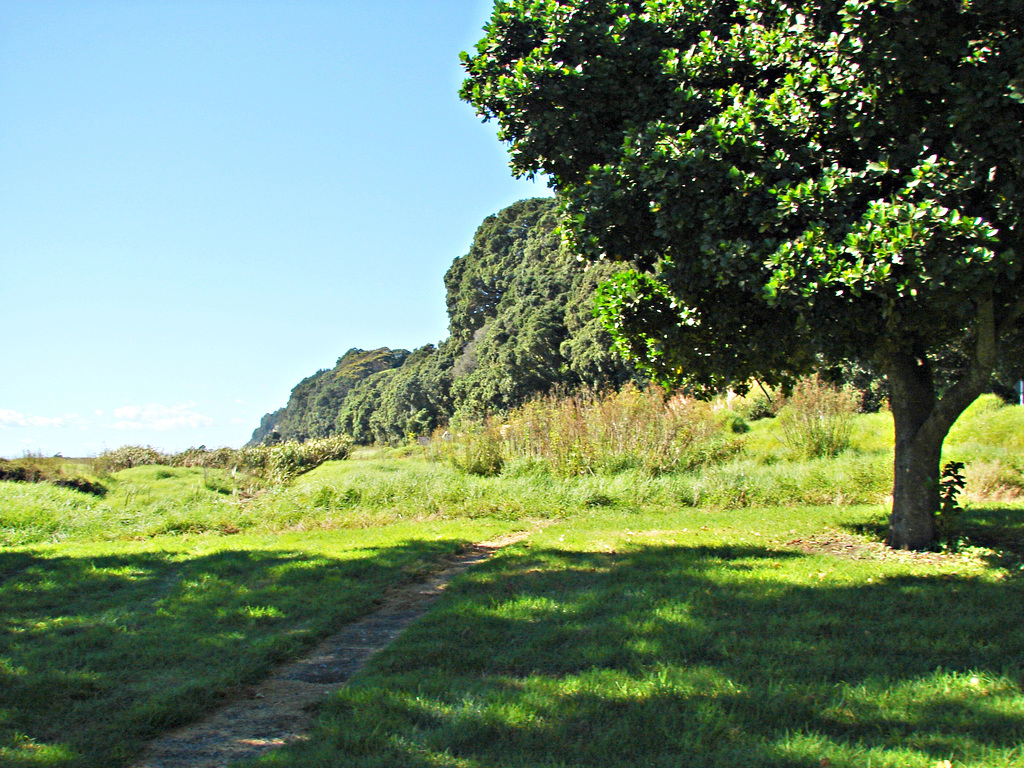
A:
461,0,1024,548
248,348,410,445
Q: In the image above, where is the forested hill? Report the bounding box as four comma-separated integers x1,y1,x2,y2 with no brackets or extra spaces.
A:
248,198,638,446
247,348,410,445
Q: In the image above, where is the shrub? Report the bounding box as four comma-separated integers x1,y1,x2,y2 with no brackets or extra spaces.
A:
95,445,169,472
776,376,859,459
169,446,236,468
431,421,505,476
91,438,353,487
730,385,782,421
235,435,353,483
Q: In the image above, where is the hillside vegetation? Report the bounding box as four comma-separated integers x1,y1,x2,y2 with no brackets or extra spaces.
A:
249,198,640,447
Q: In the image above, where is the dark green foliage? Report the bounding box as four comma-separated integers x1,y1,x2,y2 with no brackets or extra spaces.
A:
451,200,579,418
445,199,640,423
337,344,456,445
461,0,1024,387
248,348,410,445
445,198,554,348
255,199,638,446
561,259,643,390
460,0,1024,549
937,460,968,538
247,408,285,446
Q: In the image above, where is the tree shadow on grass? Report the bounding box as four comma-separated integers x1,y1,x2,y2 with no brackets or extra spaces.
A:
947,506,1024,569
270,543,1024,768
841,505,1024,570
0,537,467,768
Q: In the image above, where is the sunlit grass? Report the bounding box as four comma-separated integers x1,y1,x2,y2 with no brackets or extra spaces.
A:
251,508,1024,768
4,397,1024,766
5,399,1024,549
0,520,513,768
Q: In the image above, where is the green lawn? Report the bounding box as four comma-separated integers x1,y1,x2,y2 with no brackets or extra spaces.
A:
246,505,1024,768
0,520,513,767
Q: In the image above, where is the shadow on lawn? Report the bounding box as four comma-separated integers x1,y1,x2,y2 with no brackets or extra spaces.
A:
948,506,1024,569
283,543,1024,768
843,505,1024,570
0,537,467,768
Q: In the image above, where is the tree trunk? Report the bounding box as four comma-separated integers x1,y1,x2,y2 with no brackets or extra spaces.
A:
889,415,943,550
885,351,942,549
883,299,998,549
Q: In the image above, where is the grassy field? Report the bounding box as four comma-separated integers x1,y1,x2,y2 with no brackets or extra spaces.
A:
248,505,1024,768
0,518,516,767
2,396,1023,767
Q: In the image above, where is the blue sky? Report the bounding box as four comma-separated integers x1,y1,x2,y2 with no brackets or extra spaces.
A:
0,0,549,458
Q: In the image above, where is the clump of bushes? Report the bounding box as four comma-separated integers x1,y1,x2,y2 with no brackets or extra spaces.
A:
168,445,238,468
95,445,169,472
729,385,782,421
433,421,505,477
92,436,354,485
236,435,354,483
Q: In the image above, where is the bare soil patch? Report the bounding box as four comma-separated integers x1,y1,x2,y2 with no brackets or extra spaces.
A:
785,530,963,566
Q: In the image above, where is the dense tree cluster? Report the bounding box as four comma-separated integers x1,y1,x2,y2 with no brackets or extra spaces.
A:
248,348,409,445
249,198,638,447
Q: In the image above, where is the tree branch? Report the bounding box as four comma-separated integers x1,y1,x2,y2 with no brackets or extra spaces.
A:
925,295,996,441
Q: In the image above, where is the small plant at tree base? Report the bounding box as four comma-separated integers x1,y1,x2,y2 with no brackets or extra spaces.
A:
936,460,966,540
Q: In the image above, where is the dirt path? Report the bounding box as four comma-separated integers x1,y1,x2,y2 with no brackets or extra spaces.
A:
131,530,533,768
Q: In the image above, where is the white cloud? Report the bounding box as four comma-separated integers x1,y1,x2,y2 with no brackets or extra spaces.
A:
110,402,214,431
0,409,66,428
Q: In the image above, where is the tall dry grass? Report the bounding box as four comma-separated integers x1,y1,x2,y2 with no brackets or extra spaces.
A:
776,376,860,459
434,385,743,477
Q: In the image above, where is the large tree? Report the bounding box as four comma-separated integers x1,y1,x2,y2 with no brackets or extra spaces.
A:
461,0,1024,548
